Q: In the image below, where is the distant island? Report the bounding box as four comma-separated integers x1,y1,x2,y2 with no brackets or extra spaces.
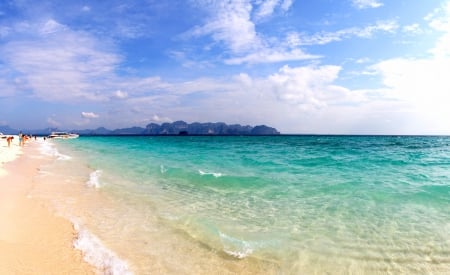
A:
0,121,280,136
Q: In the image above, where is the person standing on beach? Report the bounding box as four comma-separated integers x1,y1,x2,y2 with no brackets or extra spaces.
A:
6,136,13,147
18,132,23,146
22,135,28,146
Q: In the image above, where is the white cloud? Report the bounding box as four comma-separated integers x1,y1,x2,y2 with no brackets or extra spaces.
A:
40,19,66,35
254,0,294,20
0,19,121,102
355,57,371,64
370,56,450,133
116,76,171,96
131,64,372,133
0,74,19,97
340,1,450,134
151,115,172,123
81,112,100,119
188,1,260,54
267,65,354,110
4,1,448,134
114,90,128,99
0,26,11,38
186,0,316,65
351,0,383,10
425,1,450,57
298,20,398,45
425,2,450,31
169,50,214,69
280,0,294,11
402,24,421,34
255,0,281,20
225,48,319,65
92,63,368,132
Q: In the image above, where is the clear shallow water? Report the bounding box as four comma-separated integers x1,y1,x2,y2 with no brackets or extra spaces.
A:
33,136,450,274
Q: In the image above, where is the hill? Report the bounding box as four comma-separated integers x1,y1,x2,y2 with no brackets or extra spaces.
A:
1,121,280,136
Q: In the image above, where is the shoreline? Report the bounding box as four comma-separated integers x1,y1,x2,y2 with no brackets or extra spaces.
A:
0,139,95,274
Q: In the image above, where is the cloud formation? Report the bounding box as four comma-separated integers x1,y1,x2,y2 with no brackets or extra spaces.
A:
188,1,260,54
254,0,293,20
1,0,449,134
352,0,383,9
0,19,121,102
186,0,317,65
81,112,100,119
114,90,128,99
297,20,398,45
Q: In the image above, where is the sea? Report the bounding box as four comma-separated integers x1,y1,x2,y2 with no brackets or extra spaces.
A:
31,135,449,274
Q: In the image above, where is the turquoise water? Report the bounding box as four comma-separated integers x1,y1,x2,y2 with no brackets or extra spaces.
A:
34,136,450,274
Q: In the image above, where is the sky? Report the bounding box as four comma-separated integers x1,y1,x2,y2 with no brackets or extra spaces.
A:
1,0,450,134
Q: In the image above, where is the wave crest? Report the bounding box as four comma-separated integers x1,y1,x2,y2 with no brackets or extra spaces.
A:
38,140,71,160
73,221,132,275
86,170,103,188
219,232,254,259
198,170,224,178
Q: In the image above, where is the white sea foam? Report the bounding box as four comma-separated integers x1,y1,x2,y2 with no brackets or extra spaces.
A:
198,169,223,178
38,140,71,160
38,140,56,156
73,222,132,275
219,232,254,259
160,164,167,174
86,170,103,188
223,247,254,259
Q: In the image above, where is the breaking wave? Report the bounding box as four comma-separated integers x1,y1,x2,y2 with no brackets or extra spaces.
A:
198,169,224,178
73,221,132,275
86,170,103,188
38,140,71,160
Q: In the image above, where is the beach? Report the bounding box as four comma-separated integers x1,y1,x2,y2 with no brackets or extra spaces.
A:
0,137,94,274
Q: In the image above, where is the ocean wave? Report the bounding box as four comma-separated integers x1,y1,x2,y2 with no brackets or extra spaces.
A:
86,170,103,188
38,140,71,160
38,140,58,156
219,232,254,259
198,170,224,178
72,221,132,275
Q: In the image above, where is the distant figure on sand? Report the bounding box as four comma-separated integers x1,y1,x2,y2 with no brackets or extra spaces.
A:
18,132,23,146
22,135,28,146
6,136,13,147
18,132,28,147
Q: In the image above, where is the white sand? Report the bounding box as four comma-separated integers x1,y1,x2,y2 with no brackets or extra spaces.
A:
0,138,95,274
0,135,22,177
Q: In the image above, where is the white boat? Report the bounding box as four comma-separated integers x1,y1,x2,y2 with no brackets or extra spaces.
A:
48,132,79,139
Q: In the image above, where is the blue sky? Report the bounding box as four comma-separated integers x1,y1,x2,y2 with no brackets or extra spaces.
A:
1,0,449,134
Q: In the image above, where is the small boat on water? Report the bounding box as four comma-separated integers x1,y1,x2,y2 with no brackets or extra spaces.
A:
48,132,79,139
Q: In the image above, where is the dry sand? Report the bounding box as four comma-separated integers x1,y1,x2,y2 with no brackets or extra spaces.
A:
0,136,22,177
0,138,95,274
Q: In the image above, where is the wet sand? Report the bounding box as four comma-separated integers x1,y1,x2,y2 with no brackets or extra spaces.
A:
0,139,94,274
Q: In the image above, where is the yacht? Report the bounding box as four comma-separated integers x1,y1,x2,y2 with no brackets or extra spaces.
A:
48,132,79,139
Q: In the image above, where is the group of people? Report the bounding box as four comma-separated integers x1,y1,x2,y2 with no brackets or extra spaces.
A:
18,132,31,147
2,132,36,147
